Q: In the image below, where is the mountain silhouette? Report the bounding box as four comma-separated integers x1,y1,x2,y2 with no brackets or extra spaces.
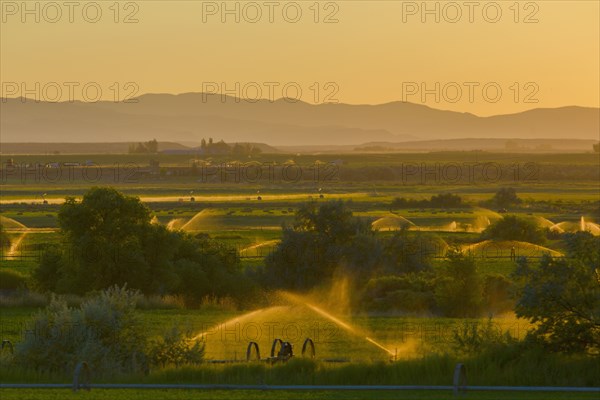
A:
1,93,597,145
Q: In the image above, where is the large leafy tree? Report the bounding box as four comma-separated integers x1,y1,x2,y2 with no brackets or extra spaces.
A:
264,200,373,289
482,215,547,245
53,187,173,293
434,249,483,317
35,187,247,304
265,201,441,290
513,232,600,353
491,187,522,208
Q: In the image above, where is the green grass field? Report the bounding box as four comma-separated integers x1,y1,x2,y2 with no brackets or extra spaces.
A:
1,151,599,397
1,388,598,400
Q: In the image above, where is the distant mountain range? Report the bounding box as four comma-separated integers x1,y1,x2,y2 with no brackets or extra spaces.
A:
1,93,598,146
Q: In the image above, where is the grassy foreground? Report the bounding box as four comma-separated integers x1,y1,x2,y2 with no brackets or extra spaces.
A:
0,389,598,400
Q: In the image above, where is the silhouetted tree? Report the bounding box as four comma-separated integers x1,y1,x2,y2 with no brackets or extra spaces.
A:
435,249,483,317
264,201,371,289
513,232,600,353
482,215,546,245
491,187,522,208
34,187,248,305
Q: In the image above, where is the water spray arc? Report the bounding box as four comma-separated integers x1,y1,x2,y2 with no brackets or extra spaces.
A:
282,292,396,357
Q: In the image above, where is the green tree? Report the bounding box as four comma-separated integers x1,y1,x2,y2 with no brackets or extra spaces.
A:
513,232,600,353
53,187,160,293
382,231,438,274
264,201,370,289
435,249,483,317
482,215,546,245
491,187,522,208
34,187,248,304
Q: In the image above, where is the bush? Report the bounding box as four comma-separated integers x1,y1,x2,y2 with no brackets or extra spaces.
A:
0,270,28,291
391,193,464,209
451,318,516,355
362,273,436,313
14,286,149,375
148,325,205,368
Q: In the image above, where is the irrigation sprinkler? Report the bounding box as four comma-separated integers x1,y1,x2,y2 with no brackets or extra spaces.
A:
246,342,260,362
72,361,91,392
243,338,316,364
301,338,315,359
269,338,293,362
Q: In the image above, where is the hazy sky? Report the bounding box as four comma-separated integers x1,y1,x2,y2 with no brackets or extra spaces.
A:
1,0,598,115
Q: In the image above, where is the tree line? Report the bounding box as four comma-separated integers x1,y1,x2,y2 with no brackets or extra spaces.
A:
28,187,600,355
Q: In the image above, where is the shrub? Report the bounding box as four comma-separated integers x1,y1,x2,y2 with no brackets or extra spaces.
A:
391,193,464,209
14,286,149,376
362,273,436,313
451,318,516,355
148,325,204,368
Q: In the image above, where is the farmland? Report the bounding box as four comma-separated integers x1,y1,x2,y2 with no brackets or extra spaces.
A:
1,151,599,397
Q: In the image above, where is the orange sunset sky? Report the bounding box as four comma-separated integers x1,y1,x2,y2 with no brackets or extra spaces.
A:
1,0,598,116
